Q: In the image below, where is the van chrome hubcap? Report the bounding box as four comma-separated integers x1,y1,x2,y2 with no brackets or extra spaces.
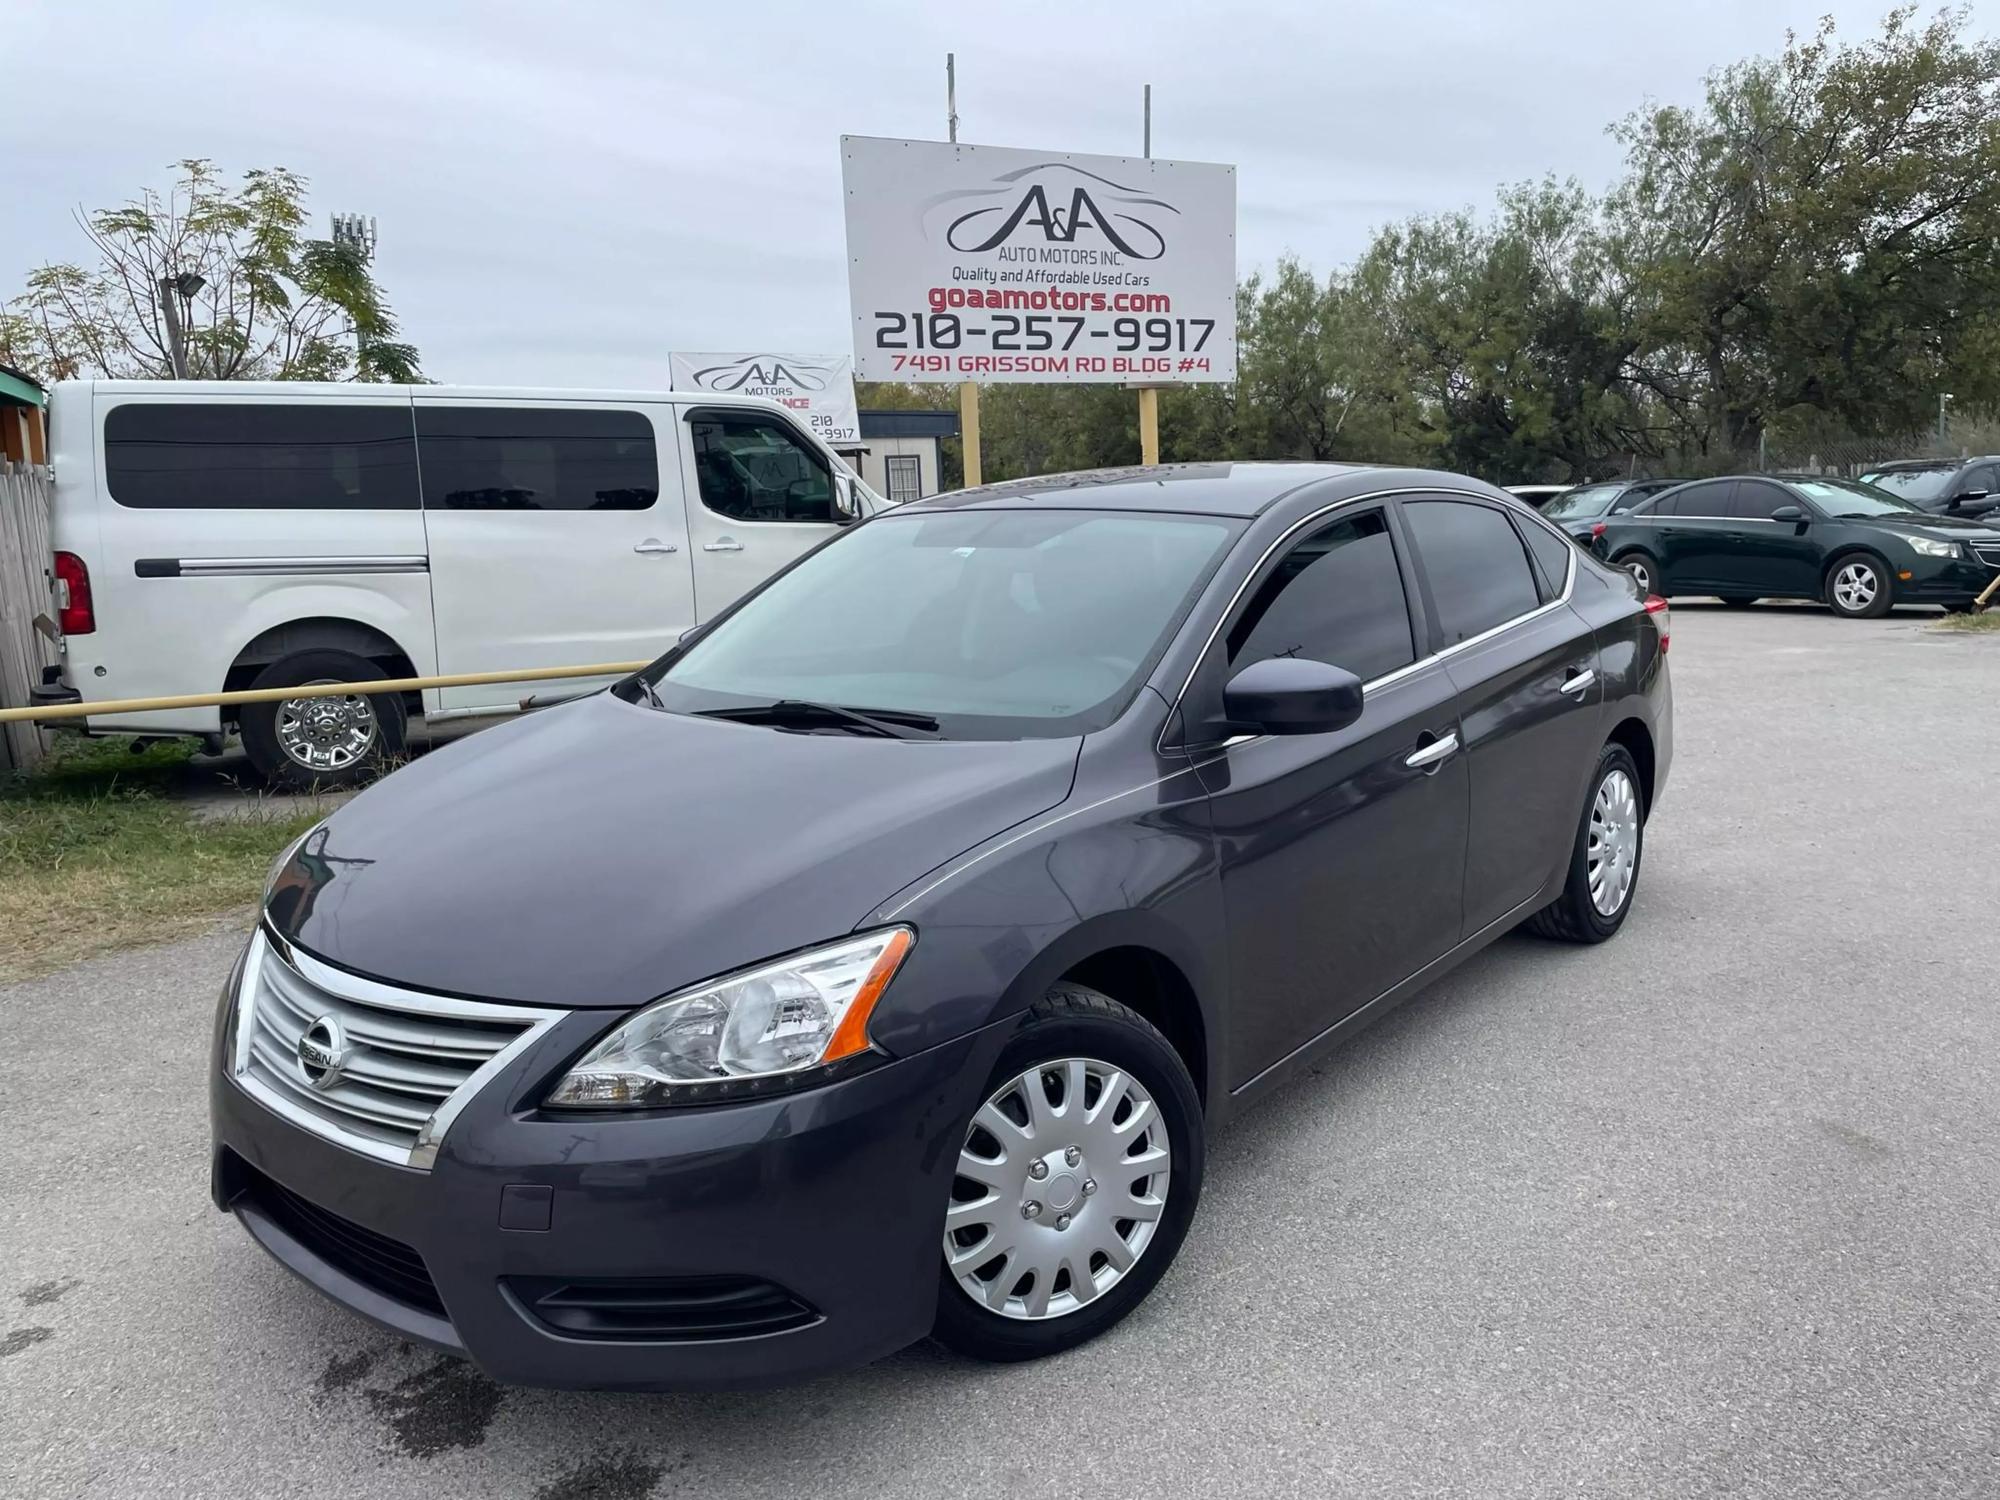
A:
276,681,377,771
945,1058,1170,1321
1588,768,1640,916
1833,561,1878,612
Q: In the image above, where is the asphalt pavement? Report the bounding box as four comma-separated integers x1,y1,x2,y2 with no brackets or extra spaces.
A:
4,602,1996,1500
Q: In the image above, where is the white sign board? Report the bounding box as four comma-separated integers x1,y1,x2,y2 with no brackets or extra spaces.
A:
669,351,861,446
841,136,1236,384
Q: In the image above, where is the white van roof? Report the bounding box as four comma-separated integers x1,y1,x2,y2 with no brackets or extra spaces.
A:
56,379,797,410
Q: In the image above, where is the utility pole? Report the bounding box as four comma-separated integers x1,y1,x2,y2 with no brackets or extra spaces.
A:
156,272,203,378
1938,392,1953,446
949,53,981,488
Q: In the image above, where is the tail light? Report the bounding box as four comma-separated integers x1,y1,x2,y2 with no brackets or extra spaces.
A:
53,551,95,635
1590,522,1607,539
1643,593,1670,654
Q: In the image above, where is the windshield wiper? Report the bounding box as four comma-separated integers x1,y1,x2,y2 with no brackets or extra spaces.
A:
695,699,942,739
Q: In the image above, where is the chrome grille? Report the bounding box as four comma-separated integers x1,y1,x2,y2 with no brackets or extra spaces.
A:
1971,542,2000,568
230,929,565,1168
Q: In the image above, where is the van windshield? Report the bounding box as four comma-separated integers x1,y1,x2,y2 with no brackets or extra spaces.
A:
645,508,1238,739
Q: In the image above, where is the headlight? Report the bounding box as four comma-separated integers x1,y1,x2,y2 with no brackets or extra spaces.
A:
1908,536,1961,559
545,928,915,1107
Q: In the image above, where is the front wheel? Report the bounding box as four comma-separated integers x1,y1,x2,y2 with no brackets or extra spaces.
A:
932,985,1202,1363
1524,743,1645,944
1825,554,1893,618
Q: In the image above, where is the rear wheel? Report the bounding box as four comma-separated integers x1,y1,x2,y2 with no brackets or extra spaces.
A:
1825,554,1892,618
1613,550,1661,595
239,648,407,792
932,984,1202,1363
1524,743,1644,944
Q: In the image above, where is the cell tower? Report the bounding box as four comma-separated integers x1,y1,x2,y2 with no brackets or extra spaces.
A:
330,213,379,263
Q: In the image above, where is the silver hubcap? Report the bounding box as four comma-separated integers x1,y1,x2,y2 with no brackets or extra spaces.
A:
945,1057,1171,1321
1625,559,1651,592
275,680,377,771
1588,768,1640,916
1833,561,1878,612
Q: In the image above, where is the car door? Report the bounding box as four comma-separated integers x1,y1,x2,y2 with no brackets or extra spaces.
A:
1647,479,1741,589
416,400,696,713
677,406,847,619
1399,496,1606,937
1191,503,1467,1086
1727,478,1821,596
1950,462,2000,520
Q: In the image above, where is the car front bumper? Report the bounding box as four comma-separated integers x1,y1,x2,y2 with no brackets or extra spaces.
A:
209,947,1013,1391
1896,552,2000,603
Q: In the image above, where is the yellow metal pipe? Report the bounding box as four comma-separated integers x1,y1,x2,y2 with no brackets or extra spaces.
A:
0,661,653,725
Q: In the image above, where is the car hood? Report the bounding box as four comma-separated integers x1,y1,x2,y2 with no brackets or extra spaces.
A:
266,693,1080,1009
1851,514,2000,541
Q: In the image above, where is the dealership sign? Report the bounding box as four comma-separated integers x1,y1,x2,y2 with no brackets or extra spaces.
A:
669,352,861,446
840,136,1237,384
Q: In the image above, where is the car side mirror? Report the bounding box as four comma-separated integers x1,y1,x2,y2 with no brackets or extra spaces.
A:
832,472,861,525
1221,658,1364,736
1769,505,1806,523
1958,488,1991,503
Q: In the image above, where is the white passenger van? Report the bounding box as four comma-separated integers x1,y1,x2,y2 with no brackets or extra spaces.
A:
40,381,880,787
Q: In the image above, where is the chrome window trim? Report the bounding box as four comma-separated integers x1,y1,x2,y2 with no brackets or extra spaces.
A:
1162,486,1575,747
231,925,567,1170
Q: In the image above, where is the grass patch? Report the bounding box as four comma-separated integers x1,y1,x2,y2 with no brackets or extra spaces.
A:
0,738,322,983
1933,609,2000,632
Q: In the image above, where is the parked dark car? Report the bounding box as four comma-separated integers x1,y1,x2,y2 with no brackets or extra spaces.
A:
1540,478,1686,540
1592,473,2000,616
1857,458,2000,521
212,463,1672,1390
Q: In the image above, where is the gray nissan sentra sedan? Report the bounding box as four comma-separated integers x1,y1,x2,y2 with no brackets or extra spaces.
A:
212,462,1672,1390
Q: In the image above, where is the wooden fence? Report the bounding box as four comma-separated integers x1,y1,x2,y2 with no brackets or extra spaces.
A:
0,460,58,773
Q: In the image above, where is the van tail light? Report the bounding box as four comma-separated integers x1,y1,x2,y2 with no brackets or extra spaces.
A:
54,551,95,635
1643,593,1670,654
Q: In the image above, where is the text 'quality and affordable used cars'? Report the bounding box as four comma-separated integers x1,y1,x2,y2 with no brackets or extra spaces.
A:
1590,473,2000,616
210,463,1672,1390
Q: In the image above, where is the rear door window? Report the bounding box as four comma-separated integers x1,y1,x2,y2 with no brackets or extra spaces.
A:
414,407,658,511
104,402,419,509
1401,499,1543,646
1513,515,1576,601
1227,509,1415,682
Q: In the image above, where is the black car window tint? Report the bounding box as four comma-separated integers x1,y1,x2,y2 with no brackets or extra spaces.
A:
105,402,420,510
1732,481,1789,519
1514,515,1575,603
415,407,659,511
1676,481,1734,518
688,413,833,522
1226,509,1415,682
1402,499,1543,645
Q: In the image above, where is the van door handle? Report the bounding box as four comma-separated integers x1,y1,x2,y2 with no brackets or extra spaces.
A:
702,538,744,553
1559,667,1596,696
1405,731,1459,770
632,539,679,555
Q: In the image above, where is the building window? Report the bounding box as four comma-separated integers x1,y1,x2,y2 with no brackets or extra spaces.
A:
886,453,922,505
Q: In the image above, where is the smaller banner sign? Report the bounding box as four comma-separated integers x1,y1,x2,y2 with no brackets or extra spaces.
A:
669,352,861,446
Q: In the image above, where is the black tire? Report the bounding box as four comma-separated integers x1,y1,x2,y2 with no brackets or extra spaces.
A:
1717,595,1760,607
1523,743,1645,944
1612,550,1662,596
931,984,1203,1364
238,648,407,792
1824,552,1893,619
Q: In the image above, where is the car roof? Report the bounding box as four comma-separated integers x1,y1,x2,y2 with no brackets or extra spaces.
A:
900,462,1521,519
1860,458,1973,473
53,378,794,410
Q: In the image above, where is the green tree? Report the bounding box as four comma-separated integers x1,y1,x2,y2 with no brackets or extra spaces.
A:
0,159,421,383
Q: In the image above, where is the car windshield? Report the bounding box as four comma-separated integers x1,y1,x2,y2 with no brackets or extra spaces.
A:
1789,478,1924,517
1859,467,1952,502
1540,484,1621,519
646,508,1238,738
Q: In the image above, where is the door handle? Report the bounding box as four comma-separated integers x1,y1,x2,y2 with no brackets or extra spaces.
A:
1404,732,1459,770
702,539,744,553
1559,668,1596,696
632,539,679,555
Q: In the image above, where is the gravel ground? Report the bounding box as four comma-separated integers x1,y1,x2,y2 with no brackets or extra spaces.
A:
3,603,1996,1500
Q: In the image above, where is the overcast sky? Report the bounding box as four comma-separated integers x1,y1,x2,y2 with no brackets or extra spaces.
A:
2,0,1969,388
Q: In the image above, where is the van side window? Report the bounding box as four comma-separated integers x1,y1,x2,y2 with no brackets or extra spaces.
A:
103,403,419,510
415,407,658,511
688,413,833,522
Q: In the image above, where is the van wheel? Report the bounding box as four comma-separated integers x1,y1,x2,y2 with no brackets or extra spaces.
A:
932,985,1202,1363
239,649,406,791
